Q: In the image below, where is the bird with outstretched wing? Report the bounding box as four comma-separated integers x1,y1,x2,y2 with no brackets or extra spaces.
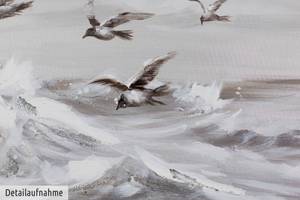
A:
188,0,230,24
88,52,176,110
82,0,154,41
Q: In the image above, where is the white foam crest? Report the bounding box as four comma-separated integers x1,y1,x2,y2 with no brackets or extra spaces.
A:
135,147,245,195
173,82,230,113
114,180,142,198
0,58,40,96
0,97,16,131
67,156,123,186
24,96,120,145
0,58,40,148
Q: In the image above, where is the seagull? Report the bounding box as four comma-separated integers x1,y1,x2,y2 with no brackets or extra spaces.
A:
82,0,154,41
188,0,230,25
88,52,176,110
0,0,33,20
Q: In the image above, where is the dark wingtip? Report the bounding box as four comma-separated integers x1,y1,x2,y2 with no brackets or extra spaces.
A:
18,1,33,10
167,51,177,59
11,1,33,16
144,12,155,18
87,79,99,85
87,80,97,85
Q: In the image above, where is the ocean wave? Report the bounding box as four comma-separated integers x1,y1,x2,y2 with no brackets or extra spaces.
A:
0,59,299,199
172,82,230,113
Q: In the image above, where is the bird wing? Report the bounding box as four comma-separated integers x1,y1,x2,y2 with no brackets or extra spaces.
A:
0,0,14,6
129,52,176,89
208,0,226,13
85,0,100,28
188,0,206,14
88,78,128,91
102,12,154,28
88,16,100,28
0,1,33,20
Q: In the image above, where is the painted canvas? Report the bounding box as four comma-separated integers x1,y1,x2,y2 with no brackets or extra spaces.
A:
0,0,299,199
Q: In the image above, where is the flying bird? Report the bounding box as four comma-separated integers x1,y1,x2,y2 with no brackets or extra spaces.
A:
88,52,177,110
188,0,230,25
0,0,33,20
82,0,154,41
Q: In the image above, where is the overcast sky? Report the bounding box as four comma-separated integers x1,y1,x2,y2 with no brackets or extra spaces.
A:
0,0,299,82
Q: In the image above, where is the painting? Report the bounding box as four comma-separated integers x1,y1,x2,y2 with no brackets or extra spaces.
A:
0,0,299,199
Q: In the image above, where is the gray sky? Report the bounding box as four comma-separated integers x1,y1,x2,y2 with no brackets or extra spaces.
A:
0,0,299,83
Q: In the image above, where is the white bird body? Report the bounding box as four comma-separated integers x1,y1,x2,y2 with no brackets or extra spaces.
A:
93,26,115,40
201,13,218,22
98,27,112,36
123,90,147,105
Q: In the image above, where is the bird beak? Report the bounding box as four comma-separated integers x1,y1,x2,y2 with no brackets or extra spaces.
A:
116,103,120,110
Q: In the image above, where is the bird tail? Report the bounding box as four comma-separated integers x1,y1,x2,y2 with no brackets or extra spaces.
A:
0,1,33,19
112,30,133,40
13,1,33,14
119,12,154,21
218,15,231,22
153,84,170,97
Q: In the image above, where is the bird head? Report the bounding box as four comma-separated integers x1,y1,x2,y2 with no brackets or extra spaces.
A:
82,28,94,39
116,94,128,110
200,16,205,25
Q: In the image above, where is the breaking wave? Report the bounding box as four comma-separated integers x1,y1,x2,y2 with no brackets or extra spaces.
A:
172,82,230,113
0,59,299,199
